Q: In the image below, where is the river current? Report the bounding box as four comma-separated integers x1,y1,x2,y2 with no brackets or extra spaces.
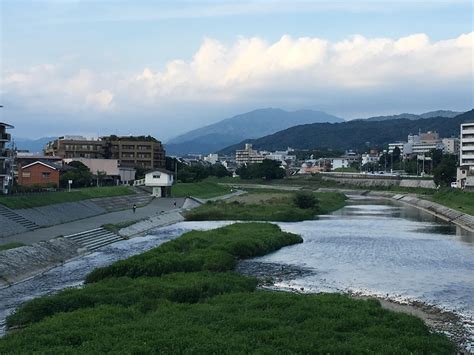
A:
1,196,473,345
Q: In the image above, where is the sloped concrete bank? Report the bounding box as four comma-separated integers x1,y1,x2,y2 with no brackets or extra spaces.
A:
0,238,83,288
0,196,225,287
317,188,474,232
386,193,474,232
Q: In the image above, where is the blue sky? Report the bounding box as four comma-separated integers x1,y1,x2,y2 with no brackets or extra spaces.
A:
1,0,473,140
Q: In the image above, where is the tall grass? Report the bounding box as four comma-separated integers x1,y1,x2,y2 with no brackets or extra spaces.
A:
171,181,232,198
85,222,302,283
0,186,134,209
1,222,455,353
185,191,346,221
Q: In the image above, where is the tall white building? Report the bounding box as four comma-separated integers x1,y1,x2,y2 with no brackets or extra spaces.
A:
457,122,474,189
460,123,474,166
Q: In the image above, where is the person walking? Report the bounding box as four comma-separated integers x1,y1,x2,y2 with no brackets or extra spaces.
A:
132,203,137,214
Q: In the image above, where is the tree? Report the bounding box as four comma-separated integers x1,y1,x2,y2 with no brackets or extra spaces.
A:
210,163,232,178
236,159,285,180
293,192,318,209
433,155,457,187
60,161,93,188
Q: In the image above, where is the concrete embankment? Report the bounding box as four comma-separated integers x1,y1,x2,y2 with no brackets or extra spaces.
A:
318,188,474,232
0,195,232,286
388,193,474,232
320,174,436,189
0,238,83,288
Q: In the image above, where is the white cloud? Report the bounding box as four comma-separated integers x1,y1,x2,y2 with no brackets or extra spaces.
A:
2,32,472,127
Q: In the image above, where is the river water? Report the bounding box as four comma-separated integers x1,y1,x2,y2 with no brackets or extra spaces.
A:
1,196,473,346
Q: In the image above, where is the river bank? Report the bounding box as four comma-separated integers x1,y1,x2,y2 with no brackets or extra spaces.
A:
1,223,455,353
236,259,472,352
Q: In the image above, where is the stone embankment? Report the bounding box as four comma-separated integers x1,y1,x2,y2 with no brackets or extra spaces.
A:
0,192,243,287
320,174,436,189
318,188,474,232
0,238,82,287
0,192,153,239
390,194,474,232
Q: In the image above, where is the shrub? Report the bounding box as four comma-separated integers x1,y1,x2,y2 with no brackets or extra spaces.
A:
293,191,319,209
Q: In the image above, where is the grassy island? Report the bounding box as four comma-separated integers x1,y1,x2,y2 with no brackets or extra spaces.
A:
2,223,455,353
185,190,346,222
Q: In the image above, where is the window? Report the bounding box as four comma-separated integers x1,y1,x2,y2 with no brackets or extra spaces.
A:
22,172,31,178
42,172,51,178
152,174,161,179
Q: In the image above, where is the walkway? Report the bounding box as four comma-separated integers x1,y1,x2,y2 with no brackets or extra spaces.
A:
1,198,186,245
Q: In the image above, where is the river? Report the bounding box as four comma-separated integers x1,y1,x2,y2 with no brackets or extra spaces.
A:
1,196,473,348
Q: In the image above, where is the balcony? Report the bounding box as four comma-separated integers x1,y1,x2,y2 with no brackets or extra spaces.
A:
0,133,11,142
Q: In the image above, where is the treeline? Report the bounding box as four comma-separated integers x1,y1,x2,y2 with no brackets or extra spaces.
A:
165,157,231,183
236,159,285,180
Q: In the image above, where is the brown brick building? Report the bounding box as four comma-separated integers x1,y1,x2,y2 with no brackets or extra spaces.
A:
18,161,60,187
45,135,166,170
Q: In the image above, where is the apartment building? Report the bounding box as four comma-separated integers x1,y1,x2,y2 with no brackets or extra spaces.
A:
442,138,460,155
235,143,265,165
45,135,166,169
104,136,166,169
0,122,14,194
457,122,474,189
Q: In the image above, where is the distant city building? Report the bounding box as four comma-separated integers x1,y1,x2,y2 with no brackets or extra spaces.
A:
265,148,297,166
18,161,60,188
441,138,460,155
203,153,219,164
388,131,444,158
235,144,265,165
0,122,14,194
45,135,166,170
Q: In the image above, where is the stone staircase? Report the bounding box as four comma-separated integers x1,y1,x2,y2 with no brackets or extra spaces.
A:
0,204,39,231
64,227,124,251
90,193,154,212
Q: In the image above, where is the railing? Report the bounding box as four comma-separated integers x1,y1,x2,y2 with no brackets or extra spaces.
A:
133,179,145,186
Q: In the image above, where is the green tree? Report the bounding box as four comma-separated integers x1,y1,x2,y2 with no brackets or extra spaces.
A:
433,155,457,187
293,192,318,209
60,161,93,188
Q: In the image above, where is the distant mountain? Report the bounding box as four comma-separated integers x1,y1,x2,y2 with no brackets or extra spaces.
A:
13,137,56,153
165,108,343,155
361,110,462,122
219,110,473,154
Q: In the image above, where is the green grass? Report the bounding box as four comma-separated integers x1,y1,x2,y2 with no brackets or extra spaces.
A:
0,242,25,251
185,191,346,222
430,189,474,215
85,222,302,283
1,222,455,353
0,186,134,209
171,181,233,199
102,220,139,233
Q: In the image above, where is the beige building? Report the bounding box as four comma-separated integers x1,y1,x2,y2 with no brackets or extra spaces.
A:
442,138,460,155
235,143,265,165
45,135,166,170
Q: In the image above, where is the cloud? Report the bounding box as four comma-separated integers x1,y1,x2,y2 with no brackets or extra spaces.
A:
2,32,472,137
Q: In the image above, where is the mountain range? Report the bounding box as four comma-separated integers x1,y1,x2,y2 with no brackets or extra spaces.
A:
14,137,56,153
165,108,343,155
359,110,462,122
219,110,473,154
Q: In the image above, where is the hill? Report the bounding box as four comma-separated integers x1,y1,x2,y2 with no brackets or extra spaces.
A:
14,137,56,153
165,108,343,155
219,110,473,154
360,110,462,122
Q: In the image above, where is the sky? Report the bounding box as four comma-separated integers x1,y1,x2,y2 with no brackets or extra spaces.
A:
1,0,473,141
